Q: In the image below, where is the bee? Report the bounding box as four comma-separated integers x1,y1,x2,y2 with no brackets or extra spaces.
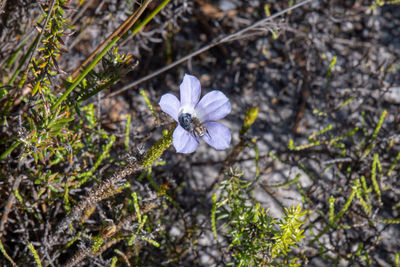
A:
192,116,207,138
178,113,208,139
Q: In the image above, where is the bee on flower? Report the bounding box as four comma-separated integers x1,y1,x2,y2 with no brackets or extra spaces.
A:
159,74,231,154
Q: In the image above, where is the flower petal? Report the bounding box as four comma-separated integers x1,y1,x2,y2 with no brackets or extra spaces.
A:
173,125,199,153
159,93,180,121
195,90,231,122
180,74,201,109
202,122,231,150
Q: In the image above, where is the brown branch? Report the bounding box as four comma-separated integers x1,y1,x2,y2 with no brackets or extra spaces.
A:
0,176,22,238
70,0,153,78
48,156,144,247
63,202,159,267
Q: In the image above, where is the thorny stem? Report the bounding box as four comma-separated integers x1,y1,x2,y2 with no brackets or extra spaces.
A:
63,246,90,267
107,0,315,98
0,239,17,267
141,123,175,168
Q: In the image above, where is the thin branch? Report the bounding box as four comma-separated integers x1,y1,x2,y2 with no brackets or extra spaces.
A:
0,176,22,237
48,156,144,247
70,0,153,78
0,0,8,15
107,0,314,98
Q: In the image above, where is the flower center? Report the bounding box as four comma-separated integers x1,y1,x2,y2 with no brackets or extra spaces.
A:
178,113,193,132
178,113,207,138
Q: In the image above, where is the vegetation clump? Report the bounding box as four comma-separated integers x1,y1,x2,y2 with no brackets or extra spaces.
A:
0,0,399,266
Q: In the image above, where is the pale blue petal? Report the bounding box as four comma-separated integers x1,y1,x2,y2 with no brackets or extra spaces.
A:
202,122,231,150
159,93,180,121
180,74,201,109
195,90,231,122
173,125,199,153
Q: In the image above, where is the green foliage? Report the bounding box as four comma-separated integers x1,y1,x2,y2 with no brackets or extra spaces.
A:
371,153,382,202
31,0,70,96
141,125,174,168
0,2,175,265
125,114,132,151
140,89,159,122
0,240,17,267
362,109,387,159
214,170,307,266
1,0,398,266
69,48,135,106
271,205,307,260
28,243,43,267
325,55,337,90
287,105,400,265
369,0,400,9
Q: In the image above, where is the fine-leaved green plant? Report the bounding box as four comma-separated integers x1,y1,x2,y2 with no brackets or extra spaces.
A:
213,170,307,266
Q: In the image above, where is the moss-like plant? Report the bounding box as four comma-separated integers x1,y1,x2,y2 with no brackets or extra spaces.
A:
213,170,307,266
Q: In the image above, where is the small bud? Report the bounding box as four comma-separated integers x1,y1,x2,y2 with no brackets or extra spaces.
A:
240,107,258,136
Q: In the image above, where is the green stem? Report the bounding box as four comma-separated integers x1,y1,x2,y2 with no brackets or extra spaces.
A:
131,0,171,35
141,125,174,168
52,0,171,111
28,243,43,267
308,186,356,245
0,140,22,160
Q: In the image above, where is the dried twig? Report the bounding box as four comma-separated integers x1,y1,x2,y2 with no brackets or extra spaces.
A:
70,0,153,78
0,176,22,238
48,155,144,247
107,0,314,98
63,202,159,267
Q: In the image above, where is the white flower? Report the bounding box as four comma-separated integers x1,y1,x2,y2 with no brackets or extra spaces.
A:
159,74,231,153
